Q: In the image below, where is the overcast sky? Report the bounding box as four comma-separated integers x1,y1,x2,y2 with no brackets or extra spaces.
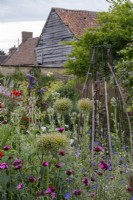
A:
0,0,110,53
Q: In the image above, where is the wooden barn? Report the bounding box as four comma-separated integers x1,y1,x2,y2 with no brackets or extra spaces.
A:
35,8,97,67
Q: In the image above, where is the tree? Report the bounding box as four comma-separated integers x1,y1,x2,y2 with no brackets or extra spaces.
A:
0,49,6,55
64,0,133,79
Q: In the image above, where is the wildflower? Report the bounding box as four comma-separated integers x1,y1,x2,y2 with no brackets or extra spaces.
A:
56,127,64,133
41,126,46,132
11,90,21,96
66,177,72,184
2,120,8,124
82,177,91,186
45,187,55,194
12,158,22,166
96,171,103,176
73,189,82,196
127,185,133,192
91,185,98,189
0,151,4,158
0,163,9,169
131,196,133,200
59,149,66,156
94,146,104,152
63,192,71,199
50,192,56,199
66,170,74,176
14,165,22,170
99,160,108,170
17,183,23,189
3,146,10,150
90,192,95,198
42,162,49,167
55,163,62,168
0,102,3,108
28,176,36,182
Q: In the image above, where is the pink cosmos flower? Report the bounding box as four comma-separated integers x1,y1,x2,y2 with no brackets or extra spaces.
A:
98,160,108,170
3,145,11,150
17,183,23,189
56,127,64,133
0,163,9,169
42,162,49,167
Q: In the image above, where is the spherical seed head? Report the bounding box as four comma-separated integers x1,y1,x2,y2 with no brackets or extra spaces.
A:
54,98,72,115
77,98,92,113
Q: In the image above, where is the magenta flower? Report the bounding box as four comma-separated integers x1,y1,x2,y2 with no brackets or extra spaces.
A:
59,149,66,156
56,127,64,133
28,176,36,182
42,162,49,167
17,183,23,189
0,163,9,169
99,160,108,170
55,163,62,168
45,187,55,194
82,177,91,186
94,146,104,152
96,171,103,176
3,145,11,150
90,192,95,198
50,192,56,199
14,165,22,170
12,158,22,166
65,170,74,176
73,189,82,196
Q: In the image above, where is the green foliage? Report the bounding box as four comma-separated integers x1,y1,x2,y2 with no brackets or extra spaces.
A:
0,49,6,55
65,0,133,78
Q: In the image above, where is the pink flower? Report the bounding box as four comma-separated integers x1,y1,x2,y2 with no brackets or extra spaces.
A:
17,183,23,189
0,163,9,169
56,127,64,133
98,160,108,170
94,146,104,152
90,192,95,198
12,158,22,166
28,176,36,182
55,163,62,168
96,171,103,176
3,145,11,150
51,192,56,199
45,187,55,194
59,149,66,156
73,189,82,196
82,177,91,186
65,170,74,176
42,162,49,167
14,165,22,170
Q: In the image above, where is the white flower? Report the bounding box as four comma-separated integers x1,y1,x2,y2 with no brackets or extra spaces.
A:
41,126,46,132
70,139,74,145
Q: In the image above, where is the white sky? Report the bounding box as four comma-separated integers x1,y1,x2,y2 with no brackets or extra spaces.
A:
0,0,110,53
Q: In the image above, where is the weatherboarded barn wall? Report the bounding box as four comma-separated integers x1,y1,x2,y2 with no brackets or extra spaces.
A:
36,9,74,67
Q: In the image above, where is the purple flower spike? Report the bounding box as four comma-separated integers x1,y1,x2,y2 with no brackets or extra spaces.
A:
3,145,11,150
42,162,49,167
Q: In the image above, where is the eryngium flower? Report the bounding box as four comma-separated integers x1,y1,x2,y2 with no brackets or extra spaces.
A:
54,98,72,114
37,133,68,153
77,98,92,113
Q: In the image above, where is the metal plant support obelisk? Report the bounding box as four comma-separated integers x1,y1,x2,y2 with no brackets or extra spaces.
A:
81,45,132,161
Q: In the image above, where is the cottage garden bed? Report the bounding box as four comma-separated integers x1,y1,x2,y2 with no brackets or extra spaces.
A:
0,70,133,200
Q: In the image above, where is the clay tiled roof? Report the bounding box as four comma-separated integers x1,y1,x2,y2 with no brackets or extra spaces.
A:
3,37,39,66
54,8,98,36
